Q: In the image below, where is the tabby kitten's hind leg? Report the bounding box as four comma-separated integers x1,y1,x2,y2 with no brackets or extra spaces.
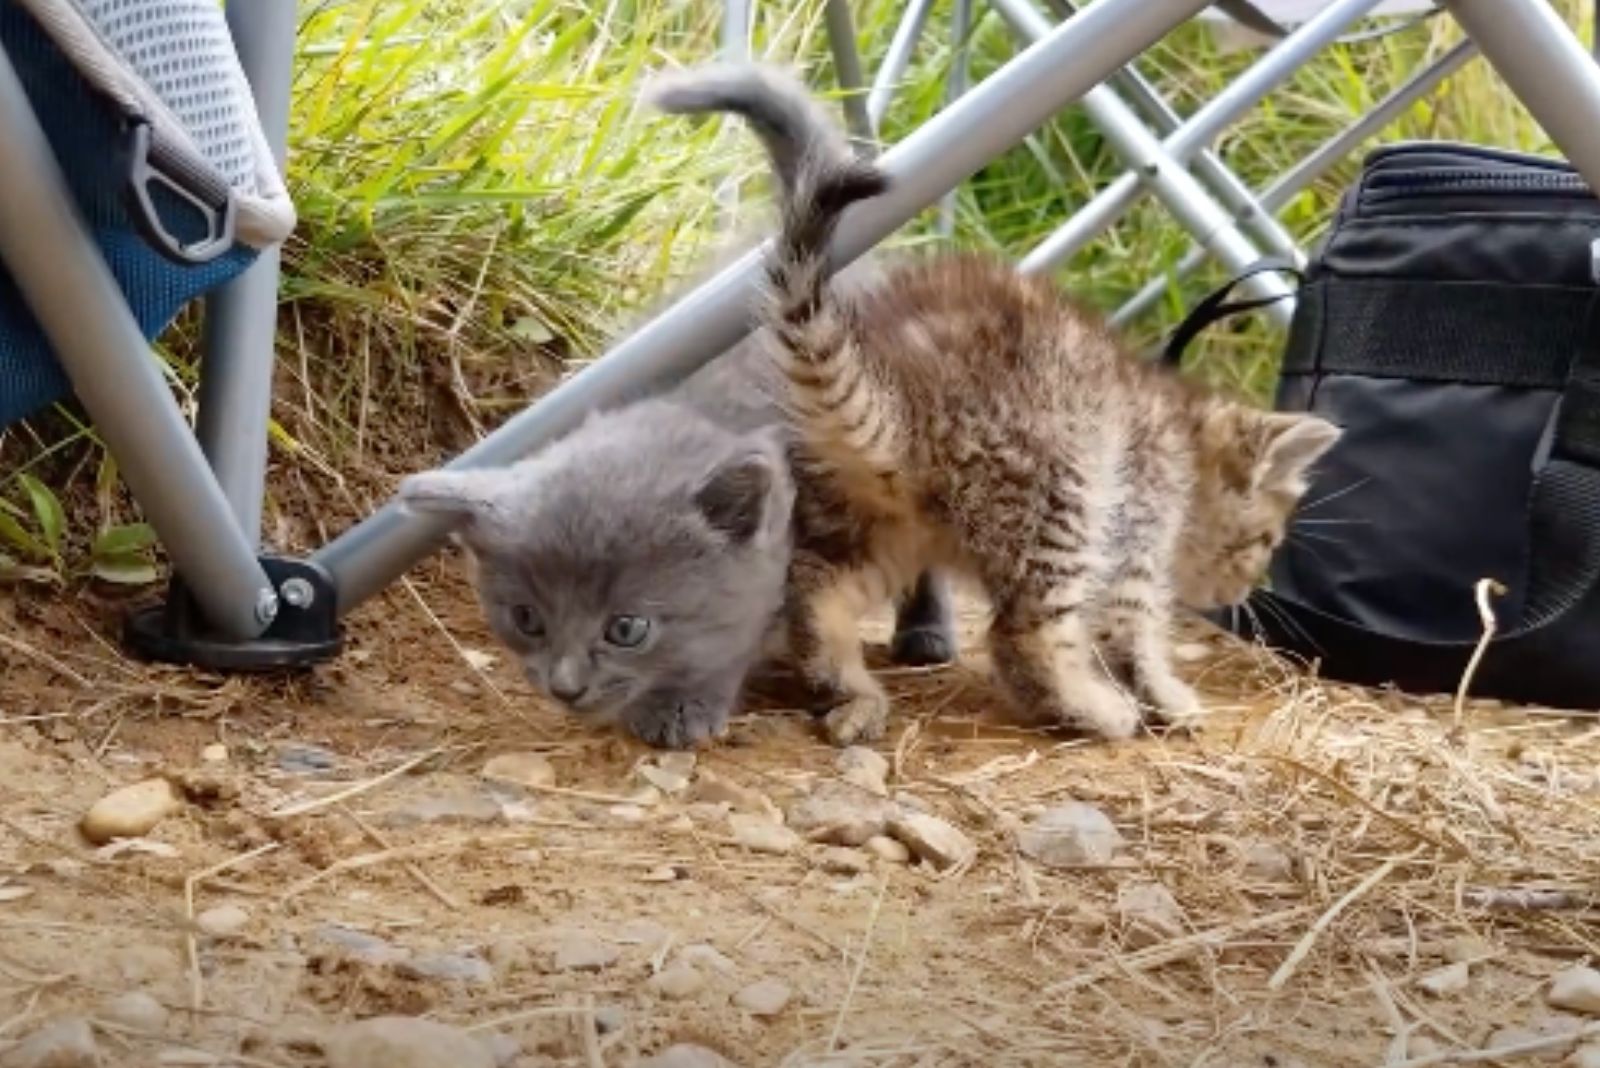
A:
890,570,959,667
988,600,1141,740
787,555,891,746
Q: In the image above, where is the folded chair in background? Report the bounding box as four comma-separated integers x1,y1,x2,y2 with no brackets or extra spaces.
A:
0,0,1597,679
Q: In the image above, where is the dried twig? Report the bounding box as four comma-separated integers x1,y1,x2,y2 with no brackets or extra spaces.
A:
1384,1019,1600,1067
1269,853,1410,991
1454,578,1507,728
184,843,279,1009
828,876,888,1053
266,749,441,819
339,804,461,909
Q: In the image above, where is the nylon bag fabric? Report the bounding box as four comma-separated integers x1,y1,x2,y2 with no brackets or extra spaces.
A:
1197,142,1600,709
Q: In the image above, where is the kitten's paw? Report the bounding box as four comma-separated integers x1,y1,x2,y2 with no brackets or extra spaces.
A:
622,695,729,751
1062,680,1142,741
824,694,889,747
890,625,958,667
1140,675,1206,733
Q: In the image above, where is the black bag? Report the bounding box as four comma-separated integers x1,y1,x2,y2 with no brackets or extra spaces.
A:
1168,141,1600,709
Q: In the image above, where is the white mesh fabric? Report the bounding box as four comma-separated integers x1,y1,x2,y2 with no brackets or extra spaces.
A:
74,0,257,193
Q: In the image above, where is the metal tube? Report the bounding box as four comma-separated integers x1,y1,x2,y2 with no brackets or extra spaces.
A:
824,0,877,147
195,0,297,547
716,0,753,226
1018,0,1384,276
866,0,938,132
1109,38,1477,327
315,0,1215,614
989,0,1294,321
939,0,976,235
1444,0,1600,194
0,45,274,639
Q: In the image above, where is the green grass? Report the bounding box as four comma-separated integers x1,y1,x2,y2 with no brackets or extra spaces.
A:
0,0,1590,581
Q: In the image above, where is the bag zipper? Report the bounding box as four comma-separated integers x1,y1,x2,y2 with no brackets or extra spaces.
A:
1365,168,1592,202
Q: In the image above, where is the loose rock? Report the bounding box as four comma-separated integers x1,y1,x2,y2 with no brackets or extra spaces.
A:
657,752,697,778
97,991,168,1033
691,772,781,822
0,1017,100,1068
835,747,889,796
633,1045,735,1068
1241,841,1293,882
551,932,619,972
594,1006,626,1035
638,765,690,796
1417,961,1471,997
1115,882,1185,948
383,790,501,827
80,779,181,845
730,814,800,855
396,951,494,985
1570,1042,1600,1068
679,944,737,977
786,782,899,846
200,744,228,764
314,926,407,966
324,1017,494,1068
1173,642,1210,663
887,813,975,870
478,1032,520,1068
1550,966,1600,1016
615,919,672,949
276,743,337,775
1017,802,1124,869
648,963,706,1000
481,752,556,792
195,904,250,940
865,835,911,864
733,979,792,1017
816,847,869,875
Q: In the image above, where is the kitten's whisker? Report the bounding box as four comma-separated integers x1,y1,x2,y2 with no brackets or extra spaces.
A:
1256,593,1323,656
1293,517,1372,528
1298,477,1372,514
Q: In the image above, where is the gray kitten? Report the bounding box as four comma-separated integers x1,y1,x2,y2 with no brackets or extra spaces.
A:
400,396,795,749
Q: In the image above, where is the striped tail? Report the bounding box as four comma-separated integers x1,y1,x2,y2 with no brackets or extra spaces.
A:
646,63,905,485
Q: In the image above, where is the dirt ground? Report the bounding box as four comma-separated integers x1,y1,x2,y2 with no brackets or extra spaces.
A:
3,557,1600,1067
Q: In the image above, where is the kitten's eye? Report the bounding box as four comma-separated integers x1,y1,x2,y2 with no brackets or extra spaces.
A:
510,605,543,637
603,614,651,648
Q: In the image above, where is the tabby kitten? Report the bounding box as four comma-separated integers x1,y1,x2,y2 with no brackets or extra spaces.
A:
649,63,1342,743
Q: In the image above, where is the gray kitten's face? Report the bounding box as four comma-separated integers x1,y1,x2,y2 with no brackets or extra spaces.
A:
400,402,794,748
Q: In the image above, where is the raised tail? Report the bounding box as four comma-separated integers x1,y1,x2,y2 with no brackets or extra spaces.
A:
646,63,904,487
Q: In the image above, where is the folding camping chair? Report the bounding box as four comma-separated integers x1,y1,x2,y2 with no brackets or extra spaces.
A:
0,0,1596,673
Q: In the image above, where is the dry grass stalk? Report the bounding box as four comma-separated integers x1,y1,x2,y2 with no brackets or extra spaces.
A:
266,748,442,819
1453,578,1507,729
183,843,279,1009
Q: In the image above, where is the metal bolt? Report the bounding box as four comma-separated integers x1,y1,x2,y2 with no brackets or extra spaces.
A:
254,588,280,626
281,577,315,609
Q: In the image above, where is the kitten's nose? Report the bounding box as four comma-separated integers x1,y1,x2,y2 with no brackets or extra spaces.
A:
551,680,588,704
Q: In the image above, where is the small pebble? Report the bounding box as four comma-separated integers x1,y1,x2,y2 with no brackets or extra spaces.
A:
834,747,889,796
594,1006,626,1035
648,963,706,1000
608,804,650,823
195,904,250,940
786,782,898,846
1172,642,1210,663
1017,802,1124,868
865,835,911,864
478,1032,521,1068
481,752,556,792
1550,966,1600,1016
80,779,181,845
633,1045,735,1068
1115,882,1185,948
324,1016,494,1068
0,1017,100,1068
200,744,228,764
624,785,663,807
383,791,502,827
486,940,529,976
397,952,494,985
816,847,869,875
1570,1042,1600,1068
616,919,672,948
314,926,408,966
638,766,690,796
657,752,697,778
1417,961,1471,997
1444,934,1494,964
640,864,681,883
1241,841,1293,882
276,743,337,775
551,932,619,972
730,813,800,855
679,944,737,977
97,991,169,1033
691,772,781,822
887,812,975,871
733,978,792,1017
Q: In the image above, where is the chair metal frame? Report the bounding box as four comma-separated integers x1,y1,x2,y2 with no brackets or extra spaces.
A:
0,0,1594,669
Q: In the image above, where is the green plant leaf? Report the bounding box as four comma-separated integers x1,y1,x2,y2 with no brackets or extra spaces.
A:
93,523,157,559
18,474,64,557
91,554,159,586
0,510,49,562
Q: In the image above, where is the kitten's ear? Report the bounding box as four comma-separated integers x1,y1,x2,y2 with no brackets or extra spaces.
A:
1253,413,1343,495
693,449,779,544
397,468,512,524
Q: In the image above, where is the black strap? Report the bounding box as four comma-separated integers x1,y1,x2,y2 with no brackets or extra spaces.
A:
1550,284,1600,467
1159,255,1303,368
